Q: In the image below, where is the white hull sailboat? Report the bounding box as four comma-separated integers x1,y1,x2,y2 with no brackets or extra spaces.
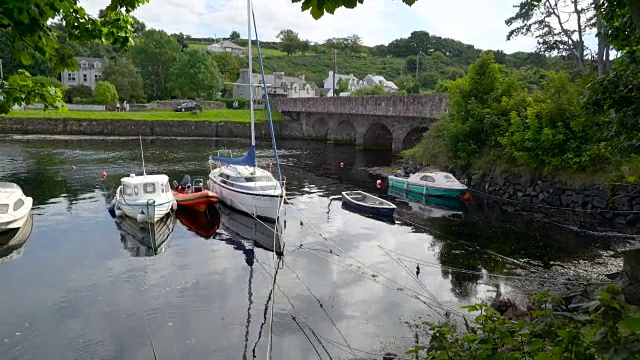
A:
208,0,285,221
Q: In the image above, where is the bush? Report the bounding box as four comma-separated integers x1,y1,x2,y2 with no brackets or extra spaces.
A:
350,84,387,96
93,81,119,106
65,85,93,103
406,285,640,360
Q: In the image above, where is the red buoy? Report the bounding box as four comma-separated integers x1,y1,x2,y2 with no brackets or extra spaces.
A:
102,171,108,178
376,179,383,189
340,162,344,168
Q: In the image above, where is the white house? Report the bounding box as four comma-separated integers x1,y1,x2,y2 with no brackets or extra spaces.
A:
322,71,399,94
363,74,399,93
323,71,359,91
60,57,103,90
207,40,245,55
233,69,317,100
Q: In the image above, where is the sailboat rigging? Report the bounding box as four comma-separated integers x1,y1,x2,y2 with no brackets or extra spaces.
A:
207,0,285,221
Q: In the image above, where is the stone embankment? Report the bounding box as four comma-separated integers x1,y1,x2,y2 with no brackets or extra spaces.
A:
0,117,305,140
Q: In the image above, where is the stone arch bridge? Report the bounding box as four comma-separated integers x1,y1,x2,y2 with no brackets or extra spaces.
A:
271,94,448,153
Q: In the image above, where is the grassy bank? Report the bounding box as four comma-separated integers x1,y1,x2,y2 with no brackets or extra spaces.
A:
1,109,284,122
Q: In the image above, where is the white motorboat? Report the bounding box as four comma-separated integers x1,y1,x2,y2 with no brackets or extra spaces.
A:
0,182,33,231
207,0,285,221
114,174,177,223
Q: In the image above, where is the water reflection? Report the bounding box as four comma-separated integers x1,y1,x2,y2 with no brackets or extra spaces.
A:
114,211,177,257
217,203,284,256
387,187,468,220
176,205,221,239
0,213,34,261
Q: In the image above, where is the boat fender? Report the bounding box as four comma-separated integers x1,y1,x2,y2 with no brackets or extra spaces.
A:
137,213,148,223
172,200,177,210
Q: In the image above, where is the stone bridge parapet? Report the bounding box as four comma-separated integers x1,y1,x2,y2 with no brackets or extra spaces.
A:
271,94,448,152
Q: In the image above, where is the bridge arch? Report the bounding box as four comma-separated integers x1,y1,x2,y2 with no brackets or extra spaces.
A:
363,122,393,150
402,126,429,150
332,120,357,144
310,117,329,139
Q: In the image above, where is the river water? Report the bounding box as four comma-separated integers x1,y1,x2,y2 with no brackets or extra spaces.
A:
0,136,632,359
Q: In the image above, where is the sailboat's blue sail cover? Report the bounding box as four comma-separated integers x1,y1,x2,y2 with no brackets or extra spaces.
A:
211,145,256,166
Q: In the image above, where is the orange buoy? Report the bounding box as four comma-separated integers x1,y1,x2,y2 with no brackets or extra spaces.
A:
462,192,471,202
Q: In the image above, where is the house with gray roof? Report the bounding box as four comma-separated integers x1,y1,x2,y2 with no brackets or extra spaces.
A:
207,40,245,55
60,57,103,90
233,69,318,99
363,74,399,93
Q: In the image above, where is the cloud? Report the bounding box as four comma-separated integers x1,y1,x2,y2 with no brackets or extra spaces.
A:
79,0,545,53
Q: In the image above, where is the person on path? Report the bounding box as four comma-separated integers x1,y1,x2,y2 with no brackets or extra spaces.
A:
116,102,120,112
123,100,128,112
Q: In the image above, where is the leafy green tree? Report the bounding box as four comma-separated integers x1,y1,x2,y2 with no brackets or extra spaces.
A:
65,84,93,103
501,72,610,171
0,0,147,113
292,0,417,19
93,81,118,105
336,77,349,95
168,49,223,100
505,0,593,73
173,32,190,52
101,57,145,102
277,29,302,55
229,31,241,41
350,84,386,96
299,40,311,55
417,71,439,90
211,52,241,82
130,29,182,100
0,70,65,113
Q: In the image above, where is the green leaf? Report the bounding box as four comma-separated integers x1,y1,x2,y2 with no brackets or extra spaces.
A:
620,316,640,332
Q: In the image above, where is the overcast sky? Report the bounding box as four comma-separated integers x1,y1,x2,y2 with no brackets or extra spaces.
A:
80,0,591,54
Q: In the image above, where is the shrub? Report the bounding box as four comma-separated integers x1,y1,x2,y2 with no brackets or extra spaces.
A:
93,81,119,106
65,84,93,103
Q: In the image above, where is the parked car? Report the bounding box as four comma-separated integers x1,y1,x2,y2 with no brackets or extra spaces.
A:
174,102,202,112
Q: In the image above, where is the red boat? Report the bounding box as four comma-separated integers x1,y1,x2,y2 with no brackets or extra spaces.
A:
172,175,219,212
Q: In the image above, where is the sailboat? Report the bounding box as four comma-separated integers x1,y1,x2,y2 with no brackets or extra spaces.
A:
207,0,285,221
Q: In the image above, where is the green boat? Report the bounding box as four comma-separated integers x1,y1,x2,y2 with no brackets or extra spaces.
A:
387,171,468,198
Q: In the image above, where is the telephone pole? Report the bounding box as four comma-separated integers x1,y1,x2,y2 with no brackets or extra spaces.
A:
415,52,419,78
333,49,337,97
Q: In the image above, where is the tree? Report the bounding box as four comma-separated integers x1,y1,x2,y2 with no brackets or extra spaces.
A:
277,29,302,55
64,84,93,103
130,29,182,100
299,39,312,55
210,52,241,82
229,31,241,41
350,84,386,96
93,81,119,106
505,0,593,73
0,0,147,113
101,57,145,102
291,0,417,19
336,78,350,95
167,49,223,100
173,32,190,52
0,70,65,113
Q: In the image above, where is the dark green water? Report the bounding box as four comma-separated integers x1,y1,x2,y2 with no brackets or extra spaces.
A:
0,136,628,359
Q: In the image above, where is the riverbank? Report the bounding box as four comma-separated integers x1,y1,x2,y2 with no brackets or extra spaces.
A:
2,109,283,121
0,114,301,139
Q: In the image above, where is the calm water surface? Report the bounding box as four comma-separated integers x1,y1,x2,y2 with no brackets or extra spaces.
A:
0,136,628,359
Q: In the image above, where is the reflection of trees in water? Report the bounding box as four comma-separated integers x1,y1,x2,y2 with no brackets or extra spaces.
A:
436,240,483,301
3,151,67,206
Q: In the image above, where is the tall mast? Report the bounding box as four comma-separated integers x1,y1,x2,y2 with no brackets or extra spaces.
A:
247,0,255,148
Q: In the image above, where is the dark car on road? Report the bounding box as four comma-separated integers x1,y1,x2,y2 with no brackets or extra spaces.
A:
174,101,202,112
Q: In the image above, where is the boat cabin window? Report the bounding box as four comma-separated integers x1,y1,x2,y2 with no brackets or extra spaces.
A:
244,175,273,182
144,183,156,194
123,184,134,196
443,174,454,180
13,198,24,211
134,186,140,196
165,182,171,192
420,175,436,183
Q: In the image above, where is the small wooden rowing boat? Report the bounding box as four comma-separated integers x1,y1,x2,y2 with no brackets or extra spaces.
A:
341,191,396,218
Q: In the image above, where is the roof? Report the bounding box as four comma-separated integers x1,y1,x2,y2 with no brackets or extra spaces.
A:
209,40,245,50
325,72,359,81
365,74,399,90
121,174,169,184
74,57,103,68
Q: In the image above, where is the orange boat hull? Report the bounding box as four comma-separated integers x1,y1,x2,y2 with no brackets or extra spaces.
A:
172,190,220,212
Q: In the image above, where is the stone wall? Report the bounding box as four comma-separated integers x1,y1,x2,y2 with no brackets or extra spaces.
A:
0,117,296,140
271,94,448,118
458,170,640,229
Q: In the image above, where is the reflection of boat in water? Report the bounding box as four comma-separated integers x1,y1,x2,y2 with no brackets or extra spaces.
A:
0,212,34,261
387,187,467,219
115,211,177,257
176,204,221,239
216,203,283,256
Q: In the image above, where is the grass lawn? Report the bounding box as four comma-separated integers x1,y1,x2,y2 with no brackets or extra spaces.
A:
1,109,284,122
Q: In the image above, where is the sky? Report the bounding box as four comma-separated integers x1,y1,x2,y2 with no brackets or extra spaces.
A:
79,0,592,54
